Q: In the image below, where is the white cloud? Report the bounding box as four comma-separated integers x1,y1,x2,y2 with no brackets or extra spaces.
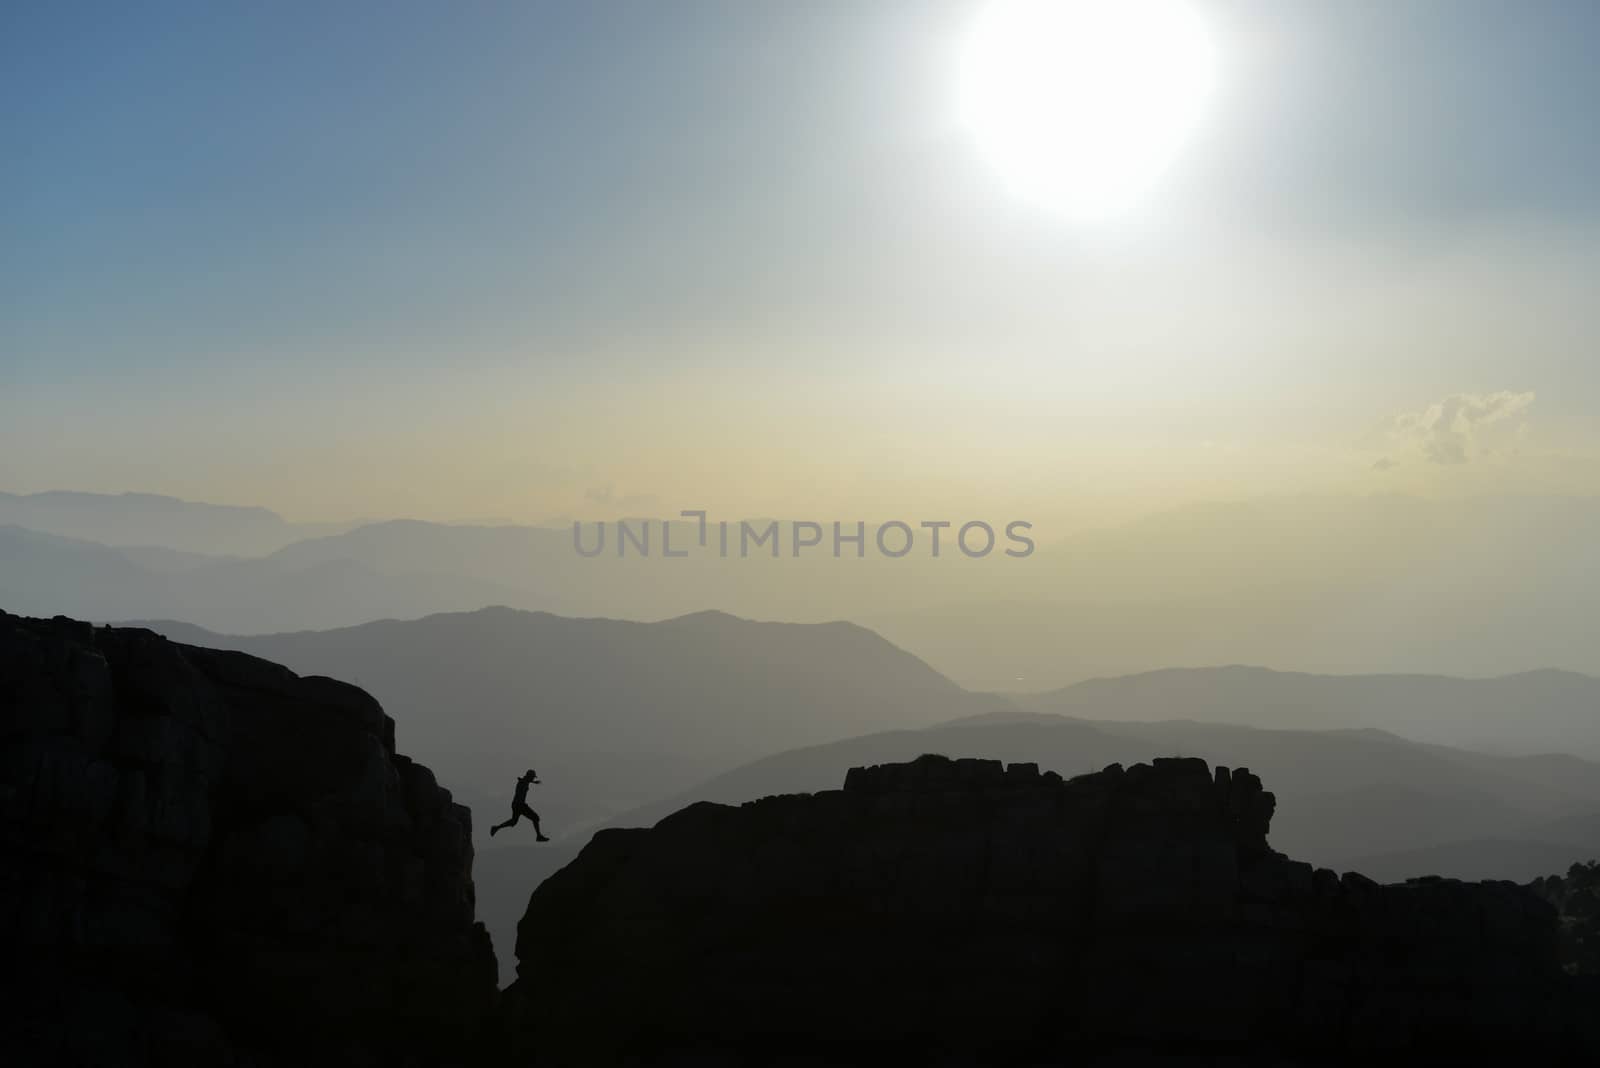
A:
1389,391,1535,466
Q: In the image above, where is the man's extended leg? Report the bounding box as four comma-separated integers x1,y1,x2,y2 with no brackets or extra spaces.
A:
489,808,521,837
520,803,550,842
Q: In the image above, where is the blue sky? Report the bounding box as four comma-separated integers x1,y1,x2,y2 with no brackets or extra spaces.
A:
5,1,1600,522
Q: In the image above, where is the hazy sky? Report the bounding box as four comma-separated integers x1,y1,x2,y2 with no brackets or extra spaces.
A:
6,1,1600,526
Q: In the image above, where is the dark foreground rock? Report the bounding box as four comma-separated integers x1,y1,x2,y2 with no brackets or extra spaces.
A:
505,753,1596,1065
1531,860,1600,975
0,613,497,1065
7,609,1594,1066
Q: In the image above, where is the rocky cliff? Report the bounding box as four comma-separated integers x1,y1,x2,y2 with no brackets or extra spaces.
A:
506,753,1595,1064
7,609,1594,1065
0,612,497,1065
1532,860,1600,975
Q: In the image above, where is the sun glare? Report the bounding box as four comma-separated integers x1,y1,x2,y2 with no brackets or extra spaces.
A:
959,0,1217,221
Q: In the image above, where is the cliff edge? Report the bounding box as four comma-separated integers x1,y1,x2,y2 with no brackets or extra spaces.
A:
0,612,497,1065
506,753,1592,1064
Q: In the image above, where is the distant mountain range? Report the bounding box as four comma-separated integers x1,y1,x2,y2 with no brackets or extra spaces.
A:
0,524,536,633
9,488,1600,685
1017,664,1600,760
134,607,1005,836
0,490,350,555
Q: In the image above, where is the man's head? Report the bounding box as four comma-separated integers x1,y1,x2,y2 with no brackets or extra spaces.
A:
523,769,537,781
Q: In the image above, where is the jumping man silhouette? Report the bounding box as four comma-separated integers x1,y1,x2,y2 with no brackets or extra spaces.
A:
490,768,549,841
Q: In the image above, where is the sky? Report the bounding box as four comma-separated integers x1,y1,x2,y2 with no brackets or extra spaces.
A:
5,0,1600,527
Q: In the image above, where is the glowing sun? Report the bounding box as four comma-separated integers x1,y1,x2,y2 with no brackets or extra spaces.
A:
959,0,1217,221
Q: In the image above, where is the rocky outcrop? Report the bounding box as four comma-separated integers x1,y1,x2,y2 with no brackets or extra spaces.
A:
506,753,1592,1064
0,612,496,1065
8,609,1591,1066
1531,860,1600,975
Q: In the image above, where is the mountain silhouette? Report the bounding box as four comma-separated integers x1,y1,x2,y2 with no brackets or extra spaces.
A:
131,607,1007,836
0,489,348,555
1019,663,1600,759
0,524,534,632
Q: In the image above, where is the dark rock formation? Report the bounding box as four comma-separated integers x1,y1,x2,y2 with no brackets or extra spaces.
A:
506,753,1593,1065
8,608,1592,1066
0,612,497,1065
1531,860,1600,975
